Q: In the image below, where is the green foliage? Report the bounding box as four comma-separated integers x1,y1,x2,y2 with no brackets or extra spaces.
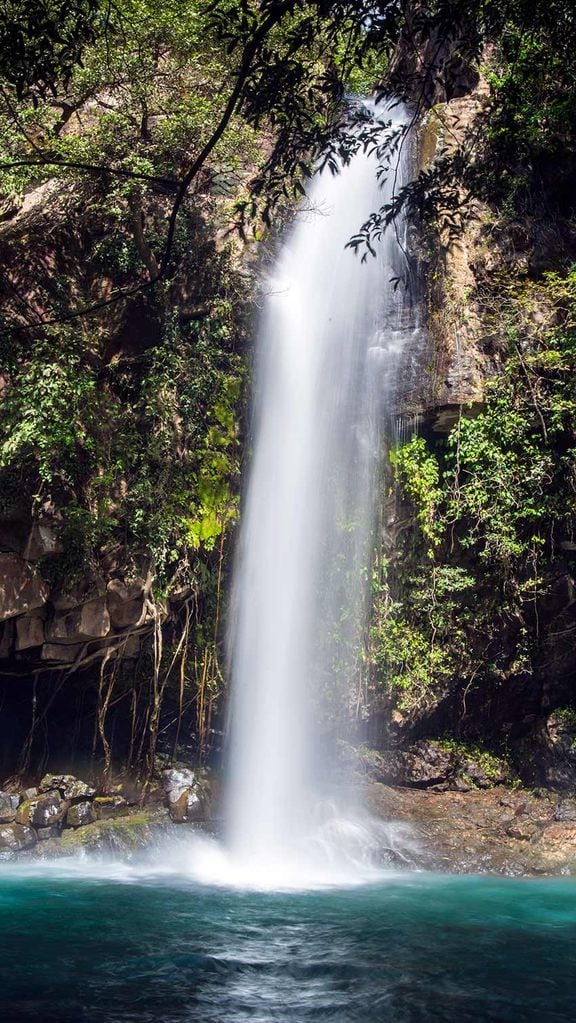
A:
0,245,244,598
370,559,476,709
550,707,576,730
389,437,442,554
0,333,100,485
436,739,513,784
0,0,101,99
483,24,576,198
0,2,259,610
371,262,576,710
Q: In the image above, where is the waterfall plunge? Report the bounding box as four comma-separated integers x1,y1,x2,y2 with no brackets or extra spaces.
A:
194,101,419,889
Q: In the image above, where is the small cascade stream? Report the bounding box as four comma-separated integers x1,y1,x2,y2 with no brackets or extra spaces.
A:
215,99,421,888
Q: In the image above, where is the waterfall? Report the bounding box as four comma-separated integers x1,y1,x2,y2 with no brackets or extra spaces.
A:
198,100,419,888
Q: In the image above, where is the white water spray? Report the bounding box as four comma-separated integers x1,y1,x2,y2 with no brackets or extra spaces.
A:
214,101,419,888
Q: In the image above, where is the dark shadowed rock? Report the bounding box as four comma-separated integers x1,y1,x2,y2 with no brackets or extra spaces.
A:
0,791,19,823
0,823,36,851
39,774,96,801
23,521,63,562
15,611,45,650
66,801,96,828
360,742,457,788
106,578,146,628
41,643,83,664
0,554,48,621
458,753,513,789
16,791,69,828
514,709,576,790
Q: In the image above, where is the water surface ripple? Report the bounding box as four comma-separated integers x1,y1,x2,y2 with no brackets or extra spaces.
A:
1,870,575,1022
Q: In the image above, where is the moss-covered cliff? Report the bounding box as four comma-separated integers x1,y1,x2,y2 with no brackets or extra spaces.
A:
2,1,576,793
367,44,576,789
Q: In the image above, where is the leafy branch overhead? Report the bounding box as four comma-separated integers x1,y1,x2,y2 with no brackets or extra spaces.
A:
0,0,573,324
0,0,103,100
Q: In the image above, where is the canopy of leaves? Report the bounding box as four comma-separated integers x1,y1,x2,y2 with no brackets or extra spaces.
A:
0,0,103,100
371,264,576,712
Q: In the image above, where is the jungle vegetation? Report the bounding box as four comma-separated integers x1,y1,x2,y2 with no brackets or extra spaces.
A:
0,0,576,768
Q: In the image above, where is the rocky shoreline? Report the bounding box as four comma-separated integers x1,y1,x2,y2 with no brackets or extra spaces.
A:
2,754,576,878
368,783,576,877
0,767,210,861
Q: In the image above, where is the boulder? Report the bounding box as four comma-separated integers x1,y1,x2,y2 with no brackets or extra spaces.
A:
0,554,48,622
162,768,206,823
47,596,110,642
93,796,129,820
66,801,96,828
15,612,45,650
106,579,145,628
16,790,69,828
0,791,19,823
0,823,36,851
169,788,203,823
362,742,457,788
39,774,95,801
162,767,196,803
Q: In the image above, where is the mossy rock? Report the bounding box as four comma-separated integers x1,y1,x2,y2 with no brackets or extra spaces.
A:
58,812,154,852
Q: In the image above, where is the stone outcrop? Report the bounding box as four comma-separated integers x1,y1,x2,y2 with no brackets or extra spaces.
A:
162,767,206,823
0,542,154,669
368,781,576,877
0,766,212,858
413,81,497,433
513,710,576,791
351,740,514,791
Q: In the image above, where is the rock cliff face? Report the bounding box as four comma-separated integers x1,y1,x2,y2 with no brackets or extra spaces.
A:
0,186,168,673
407,82,496,430
372,62,576,779
0,154,248,777
0,548,152,669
